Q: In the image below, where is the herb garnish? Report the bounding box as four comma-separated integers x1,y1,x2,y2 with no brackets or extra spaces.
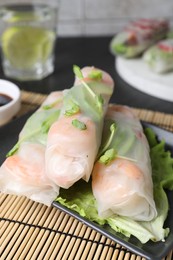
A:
65,100,80,116
97,122,136,165
99,148,117,165
97,122,117,160
88,70,103,81
73,65,104,114
72,119,87,130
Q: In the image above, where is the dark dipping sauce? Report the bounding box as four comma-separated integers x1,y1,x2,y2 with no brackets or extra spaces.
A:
0,93,13,107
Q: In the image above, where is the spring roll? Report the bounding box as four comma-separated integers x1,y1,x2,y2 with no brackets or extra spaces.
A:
0,92,63,206
45,66,114,189
143,39,173,73
92,105,157,221
110,18,169,58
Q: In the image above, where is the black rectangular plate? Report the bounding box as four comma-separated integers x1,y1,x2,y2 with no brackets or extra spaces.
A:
1,112,173,260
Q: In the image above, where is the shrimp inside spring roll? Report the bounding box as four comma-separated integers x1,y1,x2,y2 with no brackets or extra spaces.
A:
46,113,97,188
45,66,114,189
92,105,157,221
0,92,63,206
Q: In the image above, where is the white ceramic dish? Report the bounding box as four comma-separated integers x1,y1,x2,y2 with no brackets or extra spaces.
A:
0,79,21,126
116,57,173,102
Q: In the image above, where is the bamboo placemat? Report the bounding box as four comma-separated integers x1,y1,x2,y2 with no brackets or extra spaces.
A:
1,90,173,260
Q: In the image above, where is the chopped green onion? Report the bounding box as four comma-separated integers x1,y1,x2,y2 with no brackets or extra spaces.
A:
72,119,87,130
65,100,80,116
88,70,102,81
99,148,117,165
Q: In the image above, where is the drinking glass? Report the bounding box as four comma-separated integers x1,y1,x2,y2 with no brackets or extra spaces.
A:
0,0,59,81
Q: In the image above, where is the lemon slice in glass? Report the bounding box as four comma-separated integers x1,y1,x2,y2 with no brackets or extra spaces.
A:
1,26,55,70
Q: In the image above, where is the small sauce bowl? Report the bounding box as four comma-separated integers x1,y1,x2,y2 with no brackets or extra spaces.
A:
0,79,21,126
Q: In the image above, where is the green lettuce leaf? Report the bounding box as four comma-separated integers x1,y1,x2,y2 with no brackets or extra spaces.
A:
145,128,173,190
57,180,105,225
55,128,173,243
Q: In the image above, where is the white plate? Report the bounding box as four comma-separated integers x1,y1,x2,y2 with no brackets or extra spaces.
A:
116,57,173,102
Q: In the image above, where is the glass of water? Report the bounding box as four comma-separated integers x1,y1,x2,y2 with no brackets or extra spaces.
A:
0,0,59,81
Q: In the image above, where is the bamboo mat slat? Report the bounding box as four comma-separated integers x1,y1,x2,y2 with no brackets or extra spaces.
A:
1,90,173,260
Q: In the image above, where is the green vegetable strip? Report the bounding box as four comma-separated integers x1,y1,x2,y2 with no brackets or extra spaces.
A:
73,65,104,114
97,117,137,165
7,93,63,156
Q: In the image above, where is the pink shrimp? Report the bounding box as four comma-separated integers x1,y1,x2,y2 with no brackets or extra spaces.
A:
5,91,63,187
107,104,137,119
3,143,50,187
46,113,97,189
0,91,63,206
92,104,157,221
92,158,155,220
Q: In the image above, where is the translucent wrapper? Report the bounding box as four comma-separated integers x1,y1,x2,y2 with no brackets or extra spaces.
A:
0,92,63,206
45,66,114,189
92,105,157,221
143,39,173,73
110,18,169,58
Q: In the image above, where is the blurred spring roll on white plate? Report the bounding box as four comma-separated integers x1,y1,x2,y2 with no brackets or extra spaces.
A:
143,39,173,73
110,18,169,58
92,105,157,221
45,66,114,189
0,91,63,206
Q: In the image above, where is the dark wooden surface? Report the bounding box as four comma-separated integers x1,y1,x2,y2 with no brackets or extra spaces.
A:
0,36,172,113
